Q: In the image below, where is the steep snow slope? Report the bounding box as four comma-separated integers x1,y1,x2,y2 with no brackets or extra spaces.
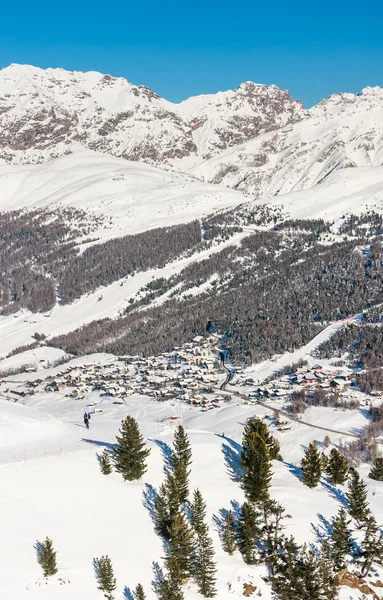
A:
0,64,306,168
191,87,383,197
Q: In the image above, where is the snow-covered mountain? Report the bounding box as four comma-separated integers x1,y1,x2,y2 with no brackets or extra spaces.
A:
191,86,383,197
0,64,307,167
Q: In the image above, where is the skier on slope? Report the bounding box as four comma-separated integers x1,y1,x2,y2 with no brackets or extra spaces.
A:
84,412,90,429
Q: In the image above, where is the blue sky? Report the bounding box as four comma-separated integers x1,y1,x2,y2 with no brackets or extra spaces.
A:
1,0,382,106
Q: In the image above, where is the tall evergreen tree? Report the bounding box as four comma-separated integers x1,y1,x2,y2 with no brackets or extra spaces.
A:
242,417,282,461
165,511,194,583
300,443,322,488
221,510,237,555
35,537,58,577
190,490,216,597
302,547,327,600
133,583,146,600
259,499,291,574
360,516,383,577
99,449,113,475
170,425,192,503
346,469,371,527
94,555,117,600
369,456,383,481
113,416,150,481
318,539,337,600
326,448,348,486
237,502,261,564
154,474,182,539
331,507,353,571
155,570,184,600
241,432,272,502
272,536,304,600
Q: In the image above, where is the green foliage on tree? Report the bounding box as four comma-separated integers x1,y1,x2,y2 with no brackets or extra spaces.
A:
242,417,282,461
94,555,117,600
133,583,146,600
346,469,371,527
369,456,383,481
35,537,58,577
155,570,184,600
326,448,348,486
221,510,237,555
258,499,291,573
154,473,182,539
271,536,305,600
170,425,192,503
237,502,261,564
300,442,322,488
189,489,217,597
360,516,383,577
113,416,150,481
331,507,353,571
318,539,337,600
99,449,113,475
165,511,194,583
241,431,272,502
302,547,328,600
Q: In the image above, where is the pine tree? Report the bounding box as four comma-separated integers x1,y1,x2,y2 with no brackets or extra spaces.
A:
369,456,383,481
237,502,261,564
300,443,322,488
170,425,192,503
271,536,304,600
241,432,272,502
318,539,337,600
94,555,117,600
320,452,329,471
99,449,113,475
165,511,194,583
346,469,371,527
259,499,291,573
242,417,282,461
190,489,217,597
326,448,348,486
331,507,353,571
360,516,383,577
133,583,146,600
155,570,184,600
154,474,182,539
302,547,327,600
35,537,58,577
221,510,237,555
113,416,150,481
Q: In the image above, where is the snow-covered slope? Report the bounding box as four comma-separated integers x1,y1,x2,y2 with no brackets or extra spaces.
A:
191,87,383,197
0,64,307,168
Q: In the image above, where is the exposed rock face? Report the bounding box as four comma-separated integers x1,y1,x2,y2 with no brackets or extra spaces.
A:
0,64,307,168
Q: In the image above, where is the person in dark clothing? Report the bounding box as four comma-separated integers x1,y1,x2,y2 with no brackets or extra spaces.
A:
84,412,89,429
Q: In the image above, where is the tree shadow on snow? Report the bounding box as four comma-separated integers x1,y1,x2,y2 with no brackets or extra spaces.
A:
142,483,158,526
152,439,173,475
311,513,333,543
123,587,134,600
285,461,303,482
152,561,165,594
321,479,349,508
212,507,227,532
81,438,115,450
221,436,243,483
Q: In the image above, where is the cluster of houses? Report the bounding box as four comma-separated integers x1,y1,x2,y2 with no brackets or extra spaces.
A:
7,335,230,410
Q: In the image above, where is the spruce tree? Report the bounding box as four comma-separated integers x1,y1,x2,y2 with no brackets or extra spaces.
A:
360,516,383,577
113,416,150,481
221,510,237,555
237,502,261,564
271,536,304,600
170,425,192,503
189,489,217,597
241,432,272,502
94,555,117,600
369,456,383,481
99,449,113,475
242,417,282,461
133,583,146,600
155,570,184,600
302,547,327,600
165,511,194,583
331,507,353,571
35,537,58,577
154,474,182,539
259,499,291,573
319,539,337,600
346,469,371,527
326,448,348,486
300,443,322,488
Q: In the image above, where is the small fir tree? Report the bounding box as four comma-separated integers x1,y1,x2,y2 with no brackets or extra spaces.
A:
326,448,348,486
35,537,58,577
302,547,328,600
154,473,182,539
155,570,184,600
221,510,237,555
165,511,194,583
346,469,370,527
94,555,117,600
189,489,217,597
320,452,329,471
300,443,322,488
237,502,261,564
113,416,150,481
258,499,291,574
133,583,146,600
318,539,337,600
331,507,353,571
170,425,192,503
360,516,383,577
242,417,282,461
271,536,305,600
99,449,113,475
241,432,272,502
369,456,383,481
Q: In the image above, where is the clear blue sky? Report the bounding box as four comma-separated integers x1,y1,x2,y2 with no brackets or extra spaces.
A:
1,0,382,106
